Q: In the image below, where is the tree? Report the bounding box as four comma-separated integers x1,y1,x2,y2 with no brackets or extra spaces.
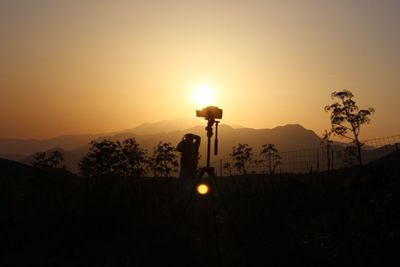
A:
120,138,147,178
32,152,47,169
32,150,65,170
260,144,281,175
79,139,122,177
149,142,179,178
325,90,374,166
231,144,253,175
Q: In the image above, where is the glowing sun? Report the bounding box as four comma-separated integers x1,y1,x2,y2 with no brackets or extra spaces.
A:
192,84,215,107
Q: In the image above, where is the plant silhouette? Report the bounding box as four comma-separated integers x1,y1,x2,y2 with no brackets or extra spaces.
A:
325,90,375,166
120,138,147,178
231,143,253,175
260,144,281,175
79,139,121,177
149,142,179,178
32,150,65,170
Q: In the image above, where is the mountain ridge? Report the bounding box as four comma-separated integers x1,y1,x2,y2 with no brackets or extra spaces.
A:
0,120,323,173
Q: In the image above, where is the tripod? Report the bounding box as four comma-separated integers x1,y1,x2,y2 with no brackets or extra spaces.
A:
197,118,221,265
169,118,245,266
194,117,220,191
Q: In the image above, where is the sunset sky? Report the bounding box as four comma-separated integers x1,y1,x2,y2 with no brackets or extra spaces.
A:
1,0,399,140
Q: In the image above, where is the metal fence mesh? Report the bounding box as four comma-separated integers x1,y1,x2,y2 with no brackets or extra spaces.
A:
211,135,400,176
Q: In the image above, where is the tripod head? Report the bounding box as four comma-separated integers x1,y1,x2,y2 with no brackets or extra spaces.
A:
196,106,223,168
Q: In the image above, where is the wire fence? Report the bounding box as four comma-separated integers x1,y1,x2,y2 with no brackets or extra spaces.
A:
211,134,400,176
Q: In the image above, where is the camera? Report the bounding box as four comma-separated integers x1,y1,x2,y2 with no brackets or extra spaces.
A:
196,106,223,120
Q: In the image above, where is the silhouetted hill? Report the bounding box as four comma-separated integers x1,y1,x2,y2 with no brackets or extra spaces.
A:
0,157,34,177
0,157,74,178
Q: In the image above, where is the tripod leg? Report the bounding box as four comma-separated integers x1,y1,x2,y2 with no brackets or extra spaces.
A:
209,171,222,267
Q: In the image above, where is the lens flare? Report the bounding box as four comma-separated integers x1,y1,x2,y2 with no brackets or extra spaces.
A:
197,183,209,195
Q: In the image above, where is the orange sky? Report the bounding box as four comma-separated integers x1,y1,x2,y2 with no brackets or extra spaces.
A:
1,0,399,140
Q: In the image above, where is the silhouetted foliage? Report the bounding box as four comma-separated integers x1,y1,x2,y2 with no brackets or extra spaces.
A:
32,150,65,169
149,142,179,178
79,139,121,177
120,138,147,178
260,144,281,175
31,152,47,168
231,144,253,175
325,90,375,166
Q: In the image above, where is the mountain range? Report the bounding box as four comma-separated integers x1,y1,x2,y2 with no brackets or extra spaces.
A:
0,119,323,173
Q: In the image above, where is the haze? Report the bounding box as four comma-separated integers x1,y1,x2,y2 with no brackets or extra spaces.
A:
1,0,399,139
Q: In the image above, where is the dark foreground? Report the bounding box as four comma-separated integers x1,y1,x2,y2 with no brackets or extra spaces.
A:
1,152,400,266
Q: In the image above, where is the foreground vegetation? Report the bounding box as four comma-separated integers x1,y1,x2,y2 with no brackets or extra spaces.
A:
1,150,399,266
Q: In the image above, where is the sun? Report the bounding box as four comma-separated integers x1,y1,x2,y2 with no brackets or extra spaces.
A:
192,84,215,107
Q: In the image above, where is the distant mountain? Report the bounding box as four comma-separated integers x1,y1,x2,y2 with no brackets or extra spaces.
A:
121,118,201,135
0,134,102,155
0,119,201,155
230,124,245,129
0,120,323,173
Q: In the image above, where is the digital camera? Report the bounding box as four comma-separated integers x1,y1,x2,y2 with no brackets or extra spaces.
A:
196,106,223,120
